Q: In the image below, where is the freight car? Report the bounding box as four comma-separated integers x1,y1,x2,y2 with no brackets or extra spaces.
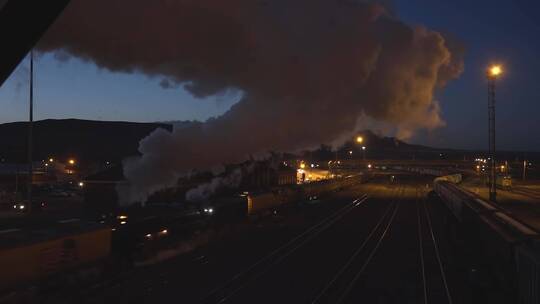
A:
0,220,111,298
398,166,458,177
301,174,366,198
434,173,462,184
433,179,540,304
244,174,367,217
247,192,281,216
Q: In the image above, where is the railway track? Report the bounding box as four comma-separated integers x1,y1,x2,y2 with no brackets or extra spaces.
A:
511,186,540,200
311,183,453,304
310,184,405,304
417,187,453,304
200,193,371,304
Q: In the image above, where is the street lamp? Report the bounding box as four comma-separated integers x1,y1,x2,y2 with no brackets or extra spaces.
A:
362,146,366,161
356,136,363,144
487,64,503,202
490,65,502,77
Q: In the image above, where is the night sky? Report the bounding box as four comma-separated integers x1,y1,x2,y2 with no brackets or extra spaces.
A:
0,0,539,151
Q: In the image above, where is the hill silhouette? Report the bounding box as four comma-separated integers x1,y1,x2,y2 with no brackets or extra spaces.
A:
0,119,172,163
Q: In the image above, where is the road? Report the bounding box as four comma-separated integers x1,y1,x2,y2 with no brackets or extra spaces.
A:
80,175,489,304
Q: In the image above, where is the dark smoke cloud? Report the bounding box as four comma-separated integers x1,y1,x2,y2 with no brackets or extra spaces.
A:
38,0,464,204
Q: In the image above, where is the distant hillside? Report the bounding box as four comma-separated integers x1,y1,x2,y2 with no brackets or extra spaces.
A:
4,118,530,165
0,119,446,164
326,130,539,161
349,130,438,152
300,130,443,161
0,119,172,163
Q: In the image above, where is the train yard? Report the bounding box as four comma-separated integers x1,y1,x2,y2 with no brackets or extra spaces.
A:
72,174,505,304
3,172,538,303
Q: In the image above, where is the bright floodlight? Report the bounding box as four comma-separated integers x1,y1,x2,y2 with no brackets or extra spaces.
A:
68,159,75,165
356,136,363,143
489,65,502,77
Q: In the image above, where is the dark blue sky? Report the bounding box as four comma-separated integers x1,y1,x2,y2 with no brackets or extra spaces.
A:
394,0,540,151
0,0,539,151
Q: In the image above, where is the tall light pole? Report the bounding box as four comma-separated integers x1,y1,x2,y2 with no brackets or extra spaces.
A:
487,64,502,202
27,51,34,213
362,146,366,161
356,136,364,166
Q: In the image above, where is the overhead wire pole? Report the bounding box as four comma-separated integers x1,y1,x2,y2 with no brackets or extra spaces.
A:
27,50,33,213
0,0,72,87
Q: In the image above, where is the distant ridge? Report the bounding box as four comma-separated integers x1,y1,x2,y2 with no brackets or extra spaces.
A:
0,119,172,163
1,119,534,164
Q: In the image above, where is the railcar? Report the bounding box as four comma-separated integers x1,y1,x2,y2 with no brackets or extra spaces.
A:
433,179,540,304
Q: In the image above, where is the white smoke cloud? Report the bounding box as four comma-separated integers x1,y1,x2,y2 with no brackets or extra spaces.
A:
39,0,465,204
185,168,243,202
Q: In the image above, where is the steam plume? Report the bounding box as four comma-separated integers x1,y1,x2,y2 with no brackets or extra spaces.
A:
185,169,243,202
38,0,464,204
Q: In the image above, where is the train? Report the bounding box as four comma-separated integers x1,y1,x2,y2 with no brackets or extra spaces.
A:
244,173,367,217
394,166,455,177
0,220,111,300
433,178,540,304
480,175,512,190
0,173,369,301
434,173,462,184
497,175,512,189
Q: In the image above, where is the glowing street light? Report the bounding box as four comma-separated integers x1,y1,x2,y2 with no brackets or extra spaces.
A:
356,136,364,144
49,158,54,162
68,159,75,165
489,65,502,78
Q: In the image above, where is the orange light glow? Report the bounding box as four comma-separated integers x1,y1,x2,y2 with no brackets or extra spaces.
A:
489,65,502,77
